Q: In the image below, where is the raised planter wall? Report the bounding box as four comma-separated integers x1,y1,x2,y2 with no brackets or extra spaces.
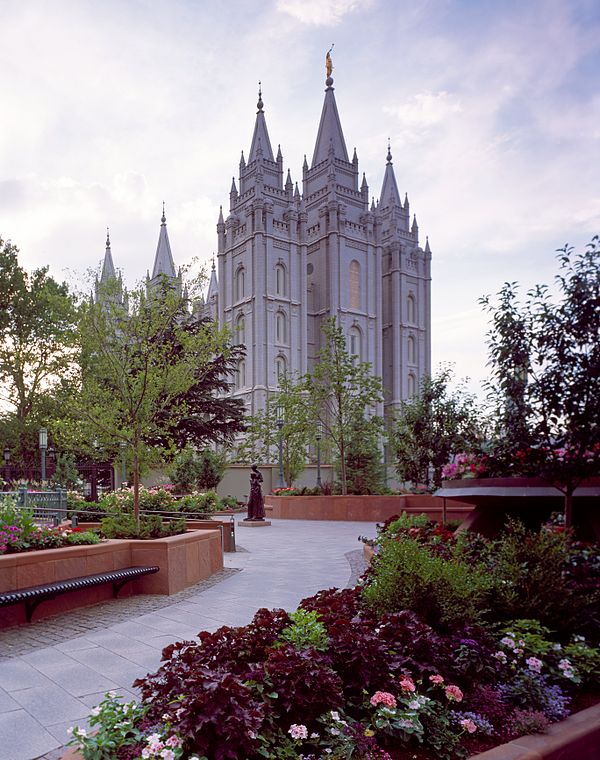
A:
0,528,223,628
265,494,473,522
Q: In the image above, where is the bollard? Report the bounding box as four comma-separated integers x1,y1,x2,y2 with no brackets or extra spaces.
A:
53,513,60,527
230,515,236,552
71,514,79,528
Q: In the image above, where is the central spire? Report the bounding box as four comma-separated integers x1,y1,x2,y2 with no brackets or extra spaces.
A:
248,81,274,163
100,226,116,283
311,48,349,167
152,204,177,280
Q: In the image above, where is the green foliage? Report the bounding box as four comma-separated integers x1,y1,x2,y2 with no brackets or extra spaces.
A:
51,452,82,488
344,415,385,495
390,367,483,490
488,521,579,632
238,372,313,486
100,513,187,539
196,448,227,490
170,447,226,492
177,490,221,513
0,238,79,464
362,537,492,629
278,609,329,651
306,318,384,495
386,511,431,533
480,238,600,525
65,530,101,546
170,447,201,492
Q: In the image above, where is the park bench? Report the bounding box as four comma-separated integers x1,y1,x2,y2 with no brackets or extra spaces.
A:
0,565,159,623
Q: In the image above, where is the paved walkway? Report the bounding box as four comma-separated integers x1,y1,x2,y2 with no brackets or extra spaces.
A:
0,517,376,760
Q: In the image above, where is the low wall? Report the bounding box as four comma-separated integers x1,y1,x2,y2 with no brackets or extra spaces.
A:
0,528,223,627
265,494,473,522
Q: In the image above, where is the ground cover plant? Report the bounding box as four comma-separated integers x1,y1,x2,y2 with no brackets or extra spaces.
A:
68,514,600,760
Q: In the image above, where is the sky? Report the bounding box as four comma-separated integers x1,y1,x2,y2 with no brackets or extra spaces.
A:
1,0,599,394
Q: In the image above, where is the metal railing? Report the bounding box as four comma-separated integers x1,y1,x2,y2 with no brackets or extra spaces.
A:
4,488,68,526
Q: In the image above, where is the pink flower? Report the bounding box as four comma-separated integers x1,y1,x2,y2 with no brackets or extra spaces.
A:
526,657,543,673
445,684,463,702
165,735,182,747
399,677,416,693
288,724,308,740
429,674,444,684
460,718,477,734
370,691,397,708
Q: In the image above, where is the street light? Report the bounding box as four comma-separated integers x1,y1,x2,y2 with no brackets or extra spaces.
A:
3,446,10,482
120,441,127,488
276,407,284,489
316,423,323,490
39,428,48,483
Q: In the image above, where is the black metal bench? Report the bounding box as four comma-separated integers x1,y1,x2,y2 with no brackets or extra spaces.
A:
0,566,160,623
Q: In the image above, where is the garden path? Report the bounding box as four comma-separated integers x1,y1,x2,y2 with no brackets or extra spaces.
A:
0,517,376,760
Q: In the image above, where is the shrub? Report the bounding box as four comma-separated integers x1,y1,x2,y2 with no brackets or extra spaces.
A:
362,537,492,630
65,530,101,546
100,513,186,539
277,608,329,651
508,708,550,737
170,447,227,493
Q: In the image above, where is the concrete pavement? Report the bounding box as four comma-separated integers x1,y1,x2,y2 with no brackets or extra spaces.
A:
0,517,377,760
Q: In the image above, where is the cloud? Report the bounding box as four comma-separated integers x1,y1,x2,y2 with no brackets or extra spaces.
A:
276,0,374,26
383,91,462,142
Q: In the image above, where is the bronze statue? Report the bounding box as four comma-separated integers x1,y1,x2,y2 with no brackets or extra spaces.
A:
326,44,334,78
246,464,265,521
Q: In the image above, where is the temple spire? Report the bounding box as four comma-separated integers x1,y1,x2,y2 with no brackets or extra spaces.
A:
380,141,402,209
100,227,116,283
151,205,177,280
248,81,274,162
311,51,349,167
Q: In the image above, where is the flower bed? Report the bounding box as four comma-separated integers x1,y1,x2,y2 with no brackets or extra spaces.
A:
265,494,473,522
0,528,223,627
65,515,599,759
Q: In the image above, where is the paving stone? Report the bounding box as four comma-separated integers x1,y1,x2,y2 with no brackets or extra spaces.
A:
10,684,90,726
0,709,59,760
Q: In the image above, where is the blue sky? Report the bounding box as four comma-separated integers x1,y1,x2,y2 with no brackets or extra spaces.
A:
1,0,598,391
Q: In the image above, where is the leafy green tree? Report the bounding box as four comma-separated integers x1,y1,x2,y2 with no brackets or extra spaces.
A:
390,368,482,490
481,238,600,526
344,415,386,495
0,238,79,463
305,318,384,495
238,372,313,487
73,278,230,525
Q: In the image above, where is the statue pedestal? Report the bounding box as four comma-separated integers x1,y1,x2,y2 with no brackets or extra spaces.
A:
239,520,271,528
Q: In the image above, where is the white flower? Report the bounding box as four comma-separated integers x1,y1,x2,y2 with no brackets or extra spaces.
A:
106,691,117,698
141,750,152,759
76,728,87,738
330,711,340,721
408,700,420,710
310,732,319,739
146,733,162,744
160,750,175,760
90,706,101,716
162,713,171,721
494,651,508,663
500,637,516,649
66,727,74,736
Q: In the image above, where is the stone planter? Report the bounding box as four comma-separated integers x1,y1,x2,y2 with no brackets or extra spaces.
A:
436,477,600,538
60,702,600,760
0,528,223,628
265,494,472,522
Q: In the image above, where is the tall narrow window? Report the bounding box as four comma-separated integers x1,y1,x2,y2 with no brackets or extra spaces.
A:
236,359,246,389
275,263,286,296
407,294,416,323
349,325,361,362
235,314,246,344
407,335,416,363
276,310,288,344
235,266,245,301
408,373,416,397
276,355,287,380
349,260,361,309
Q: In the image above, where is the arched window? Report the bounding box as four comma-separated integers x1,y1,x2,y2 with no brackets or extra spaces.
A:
275,263,286,296
276,310,288,344
235,314,246,344
408,373,416,397
276,355,287,380
349,325,362,362
235,266,245,301
407,294,416,323
236,359,246,389
349,260,361,310
407,335,416,364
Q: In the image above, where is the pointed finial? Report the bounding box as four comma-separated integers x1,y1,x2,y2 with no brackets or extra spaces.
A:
257,81,263,112
218,205,224,224
240,150,246,168
105,227,110,248
161,202,166,224
303,154,308,171
425,236,431,254
371,198,376,212
294,182,300,199
212,253,216,270
277,144,283,161
352,147,358,164
386,138,392,164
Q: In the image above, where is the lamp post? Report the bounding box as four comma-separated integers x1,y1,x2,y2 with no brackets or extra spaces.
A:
39,428,48,483
276,410,284,489
316,423,322,489
3,446,10,482
120,441,127,488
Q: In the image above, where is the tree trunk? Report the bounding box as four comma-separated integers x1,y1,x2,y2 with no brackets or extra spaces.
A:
133,429,140,530
564,490,573,529
339,439,347,495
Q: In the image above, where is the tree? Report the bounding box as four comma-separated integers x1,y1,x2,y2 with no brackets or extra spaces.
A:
481,238,600,526
237,372,313,487
0,238,79,463
344,415,386,495
74,278,231,525
390,368,482,490
305,319,384,495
